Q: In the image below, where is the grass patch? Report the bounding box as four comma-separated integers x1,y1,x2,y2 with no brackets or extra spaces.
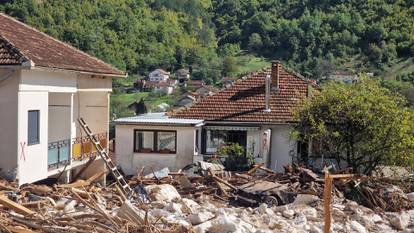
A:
229,55,269,77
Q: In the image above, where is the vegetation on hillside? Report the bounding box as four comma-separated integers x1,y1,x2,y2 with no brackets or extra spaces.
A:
1,0,414,80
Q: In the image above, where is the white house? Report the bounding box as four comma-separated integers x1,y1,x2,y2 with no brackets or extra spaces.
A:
114,113,203,175
115,61,318,173
0,13,126,185
148,69,170,82
170,61,318,172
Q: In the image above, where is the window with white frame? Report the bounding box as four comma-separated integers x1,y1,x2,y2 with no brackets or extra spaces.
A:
28,110,40,145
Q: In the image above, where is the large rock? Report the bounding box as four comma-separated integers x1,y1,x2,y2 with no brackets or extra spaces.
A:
189,211,214,225
407,192,414,202
145,184,181,202
301,207,318,221
388,212,410,230
293,194,319,205
282,209,295,219
181,198,201,213
350,220,367,233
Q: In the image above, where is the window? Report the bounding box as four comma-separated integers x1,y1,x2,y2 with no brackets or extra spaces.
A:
28,110,40,145
134,130,176,154
203,130,247,154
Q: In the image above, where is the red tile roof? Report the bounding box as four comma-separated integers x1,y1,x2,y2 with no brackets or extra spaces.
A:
0,13,125,77
170,66,317,123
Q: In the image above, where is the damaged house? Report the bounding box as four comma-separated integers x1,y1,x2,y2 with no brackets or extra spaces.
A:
0,13,126,185
115,61,317,174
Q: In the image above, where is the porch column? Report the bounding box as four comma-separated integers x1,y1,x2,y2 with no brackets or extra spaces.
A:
197,128,202,155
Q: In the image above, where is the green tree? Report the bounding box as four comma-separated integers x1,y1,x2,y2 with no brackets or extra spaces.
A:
293,78,414,174
219,143,254,171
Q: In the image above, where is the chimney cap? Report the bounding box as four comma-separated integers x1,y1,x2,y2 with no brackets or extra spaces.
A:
272,60,281,64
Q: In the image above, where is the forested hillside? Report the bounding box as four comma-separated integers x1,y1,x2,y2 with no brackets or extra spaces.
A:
1,0,414,80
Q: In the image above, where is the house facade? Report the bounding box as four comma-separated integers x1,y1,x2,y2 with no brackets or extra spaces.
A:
149,69,170,82
114,113,203,175
0,13,126,185
170,61,317,172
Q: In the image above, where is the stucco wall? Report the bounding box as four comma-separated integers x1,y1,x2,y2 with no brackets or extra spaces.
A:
73,92,109,137
48,93,72,142
269,125,297,172
17,91,49,185
115,124,197,175
0,69,19,175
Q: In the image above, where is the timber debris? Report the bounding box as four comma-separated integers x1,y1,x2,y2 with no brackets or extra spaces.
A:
0,162,412,232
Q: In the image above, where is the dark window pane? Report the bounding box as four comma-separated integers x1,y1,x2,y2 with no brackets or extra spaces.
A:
134,131,154,152
28,110,40,145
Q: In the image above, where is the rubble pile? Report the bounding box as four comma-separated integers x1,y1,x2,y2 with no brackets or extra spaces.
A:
0,162,412,232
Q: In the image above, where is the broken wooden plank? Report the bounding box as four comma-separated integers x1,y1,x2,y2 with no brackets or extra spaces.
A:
0,195,36,216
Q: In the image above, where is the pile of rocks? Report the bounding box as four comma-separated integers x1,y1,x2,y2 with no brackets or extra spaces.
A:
145,184,414,233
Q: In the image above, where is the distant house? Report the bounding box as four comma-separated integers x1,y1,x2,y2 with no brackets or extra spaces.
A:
116,61,318,173
176,69,190,86
0,13,126,185
195,85,216,97
175,95,197,108
186,80,205,89
143,81,175,95
221,77,238,87
149,69,170,82
323,71,358,84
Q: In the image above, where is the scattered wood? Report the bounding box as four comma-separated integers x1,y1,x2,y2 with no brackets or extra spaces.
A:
0,195,36,216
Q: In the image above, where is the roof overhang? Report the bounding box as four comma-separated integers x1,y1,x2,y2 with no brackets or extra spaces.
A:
33,65,128,78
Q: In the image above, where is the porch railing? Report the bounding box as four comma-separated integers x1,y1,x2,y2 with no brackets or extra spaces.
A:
72,132,108,161
48,139,70,169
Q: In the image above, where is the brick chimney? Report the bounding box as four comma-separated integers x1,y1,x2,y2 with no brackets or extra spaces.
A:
271,60,280,91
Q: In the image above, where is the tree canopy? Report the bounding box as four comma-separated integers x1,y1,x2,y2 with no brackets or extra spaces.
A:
1,0,414,81
293,78,414,174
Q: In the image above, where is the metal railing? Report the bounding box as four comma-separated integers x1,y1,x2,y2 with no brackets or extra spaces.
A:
48,139,70,169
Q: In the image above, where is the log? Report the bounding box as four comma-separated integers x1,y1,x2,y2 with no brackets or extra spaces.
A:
0,195,36,216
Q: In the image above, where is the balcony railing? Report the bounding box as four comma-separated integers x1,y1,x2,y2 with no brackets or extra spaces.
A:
48,139,70,169
72,132,108,161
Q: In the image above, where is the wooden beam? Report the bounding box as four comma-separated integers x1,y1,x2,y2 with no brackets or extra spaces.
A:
72,155,96,181
0,195,36,216
323,172,332,233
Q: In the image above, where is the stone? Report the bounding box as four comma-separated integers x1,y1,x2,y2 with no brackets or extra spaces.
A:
150,209,170,218
350,220,367,233
301,207,318,221
294,213,307,226
145,184,181,202
194,221,213,233
371,214,383,223
407,192,414,202
388,212,410,230
166,202,183,214
189,211,214,225
293,194,319,205
181,198,201,213
282,209,295,219
208,215,237,233
257,203,269,214
309,224,323,233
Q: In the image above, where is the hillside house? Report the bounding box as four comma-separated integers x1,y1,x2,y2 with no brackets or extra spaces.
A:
176,69,190,86
195,85,216,97
0,14,126,185
149,69,170,82
322,71,358,84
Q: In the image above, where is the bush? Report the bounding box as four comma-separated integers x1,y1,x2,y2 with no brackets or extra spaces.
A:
219,143,255,171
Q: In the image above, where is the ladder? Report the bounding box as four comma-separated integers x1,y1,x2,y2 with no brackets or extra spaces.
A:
77,118,133,196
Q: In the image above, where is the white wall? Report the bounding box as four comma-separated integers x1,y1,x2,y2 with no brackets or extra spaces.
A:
269,125,297,172
115,124,197,175
48,93,72,142
0,69,19,175
17,91,49,185
73,92,109,137
20,69,77,93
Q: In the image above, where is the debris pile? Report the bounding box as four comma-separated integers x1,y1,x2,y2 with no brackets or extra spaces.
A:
0,162,412,233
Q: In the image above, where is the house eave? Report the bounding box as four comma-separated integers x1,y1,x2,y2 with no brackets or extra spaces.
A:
33,65,128,78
